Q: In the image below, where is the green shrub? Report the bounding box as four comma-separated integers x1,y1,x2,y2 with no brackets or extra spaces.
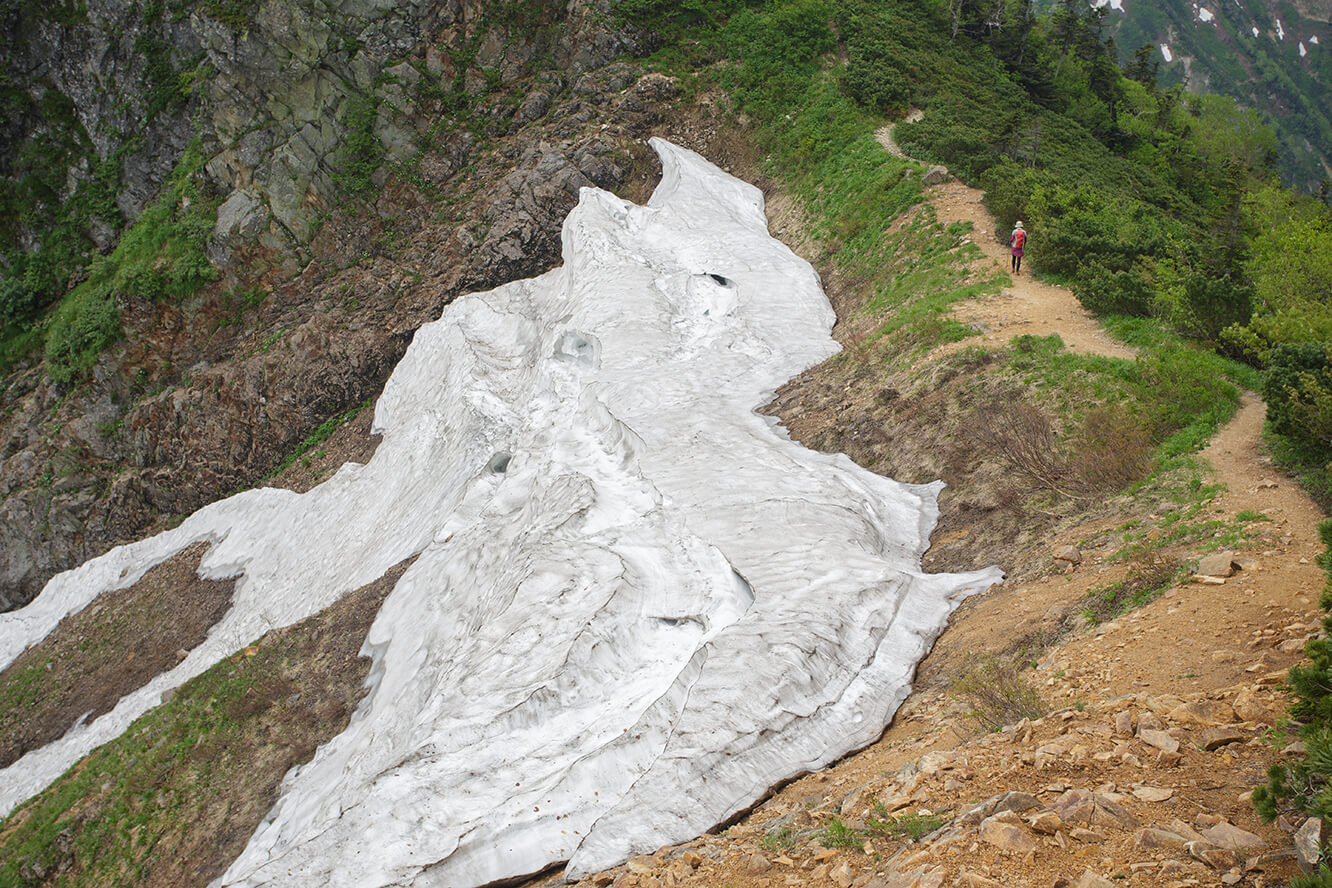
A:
950,654,1047,731
867,805,947,841
44,290,121,383
333,96,387,195
1254,520,1332,839
1264,342,1332,459
842,42,912,117
1073,259,1153,316
1154,272,1253,344
818,817,863,848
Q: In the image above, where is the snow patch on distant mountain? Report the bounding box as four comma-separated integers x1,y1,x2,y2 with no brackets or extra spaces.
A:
1161,42,1175,61
1092,0,1125,11
1197,5,1215,23
1276,17,1285,39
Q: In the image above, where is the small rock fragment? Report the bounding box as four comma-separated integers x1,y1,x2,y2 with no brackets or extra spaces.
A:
1074,869,1116,888
1200,821,1267,853
1139,729,1180,754
1296,817,1324,874
979,817,1038,854
1134,828,1188,851
744,852,770,874
1131,784,1174,802
1028,811,1063,834
959,873,1002,888
1201,727,1248,751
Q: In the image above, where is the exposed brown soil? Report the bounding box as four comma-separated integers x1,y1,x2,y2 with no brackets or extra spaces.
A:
0,556,413,888
928,178,1137,362
0,541,234,769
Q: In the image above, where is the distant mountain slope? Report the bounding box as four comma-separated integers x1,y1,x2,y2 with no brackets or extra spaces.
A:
1086,0,1332,190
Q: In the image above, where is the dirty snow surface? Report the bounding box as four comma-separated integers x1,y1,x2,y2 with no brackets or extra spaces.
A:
0,139,1001,887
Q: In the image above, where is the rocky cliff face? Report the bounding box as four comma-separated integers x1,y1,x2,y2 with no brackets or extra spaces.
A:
0,0,673,610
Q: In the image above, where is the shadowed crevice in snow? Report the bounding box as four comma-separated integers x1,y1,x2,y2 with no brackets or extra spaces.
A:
0,139,1001,888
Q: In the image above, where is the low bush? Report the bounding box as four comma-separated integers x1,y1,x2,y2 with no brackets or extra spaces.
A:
44,290,121,384
1081,554,1180,623
1264,342,1332,459
950,654,1047,732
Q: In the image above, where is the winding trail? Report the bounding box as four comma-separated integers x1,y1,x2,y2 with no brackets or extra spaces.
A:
872,114,1327,702
875,122,1135,362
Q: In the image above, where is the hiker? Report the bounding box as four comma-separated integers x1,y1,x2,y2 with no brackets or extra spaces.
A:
1010,221,1026,274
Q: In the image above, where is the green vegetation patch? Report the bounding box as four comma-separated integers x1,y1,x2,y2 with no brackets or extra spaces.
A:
264,396,372,481
949,653,1048,732
0,543,233,770
0,558,411,888
43,139,218,383
1255,519,1332,887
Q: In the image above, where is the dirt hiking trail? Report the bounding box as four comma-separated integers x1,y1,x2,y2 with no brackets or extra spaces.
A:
875,120,1135,362
549,122,1332,888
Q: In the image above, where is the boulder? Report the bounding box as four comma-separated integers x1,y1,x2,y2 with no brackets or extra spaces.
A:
1197,551,1238,577
1201,727,1248,751
1054,545,1083,564
922,165,949,185
1134,828,1188,851
1168,700,1234,726
1139,729,1180,754
995,791,1043,814
1233,688,1276,724
1028,811,1063,834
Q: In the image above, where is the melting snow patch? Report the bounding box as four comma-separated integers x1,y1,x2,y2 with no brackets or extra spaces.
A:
1092,0,1124,10
1160,42,1175,62
1198,6,1215,22
1312,35,1320,45
0,140,1001,888
1301,41,1307,56
1277,18,1285,39
1253,25,1260,36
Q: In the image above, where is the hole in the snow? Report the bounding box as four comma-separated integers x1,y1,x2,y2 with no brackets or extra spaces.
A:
553,330,600,367
656,616,702,629
707,273,733,287
487,452,512,474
